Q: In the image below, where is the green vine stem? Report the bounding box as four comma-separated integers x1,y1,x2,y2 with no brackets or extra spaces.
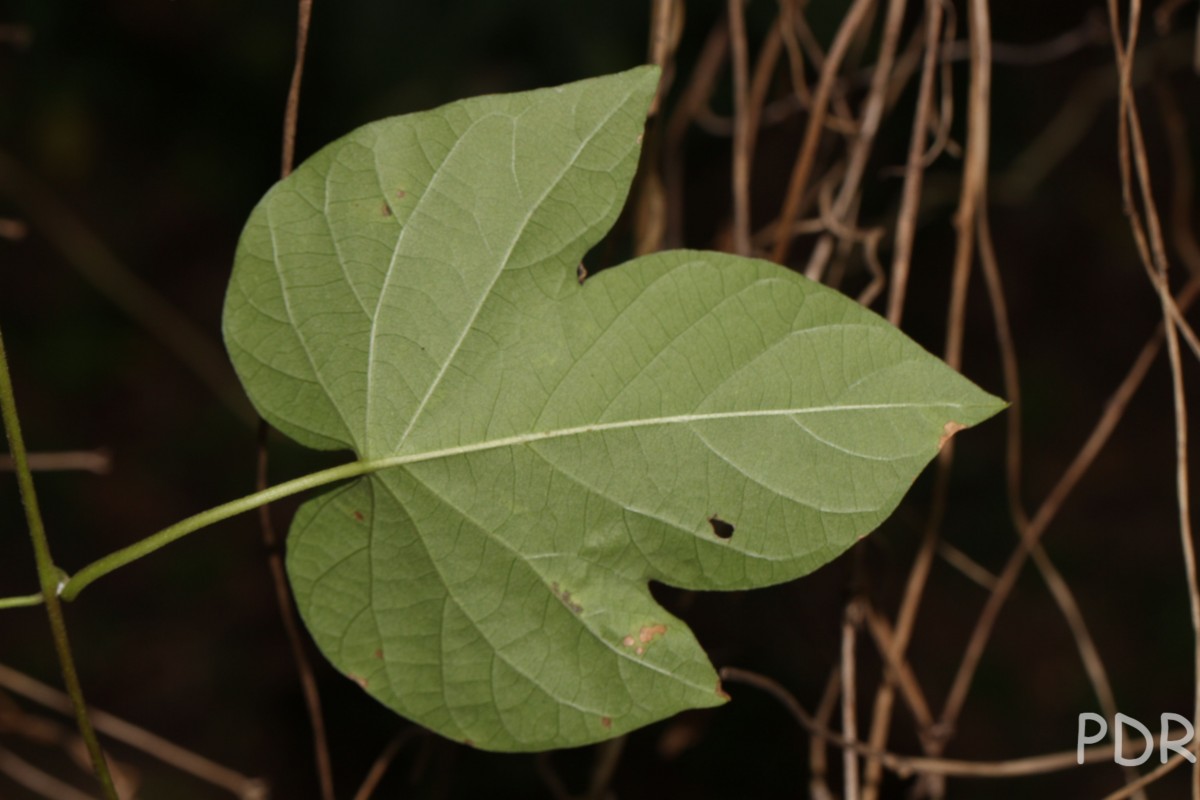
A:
0,591,44,610
0,325,119,799
61,458,378,601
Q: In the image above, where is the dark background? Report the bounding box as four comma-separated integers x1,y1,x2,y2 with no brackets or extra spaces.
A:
1,1,1198,797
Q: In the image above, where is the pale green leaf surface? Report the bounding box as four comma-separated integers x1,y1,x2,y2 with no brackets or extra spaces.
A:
223,66,1004,751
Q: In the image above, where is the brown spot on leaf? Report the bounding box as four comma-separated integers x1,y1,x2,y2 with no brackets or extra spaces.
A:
353,510,365,522
601,716,612,729
381,201,393,217
635,646,645,656
938,420,967,450
348,673,368,689
638,623,667,644
395,189,407,199
550,581,582,614
715,679,731,701
708,516,735,539
462,738,475,748
576,262,588,284
622,635,636,647
373,649,383,660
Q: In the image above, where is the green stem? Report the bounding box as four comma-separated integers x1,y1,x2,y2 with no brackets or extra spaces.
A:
62,458,378,601
0,591,45,609
0,326,119,800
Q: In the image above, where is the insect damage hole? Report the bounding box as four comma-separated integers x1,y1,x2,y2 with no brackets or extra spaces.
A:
708,515,735,539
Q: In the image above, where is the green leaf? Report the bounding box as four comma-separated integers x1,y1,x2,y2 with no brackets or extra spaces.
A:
223,65,1004,751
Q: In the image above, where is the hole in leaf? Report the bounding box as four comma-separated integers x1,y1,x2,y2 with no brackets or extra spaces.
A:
708,515,735,539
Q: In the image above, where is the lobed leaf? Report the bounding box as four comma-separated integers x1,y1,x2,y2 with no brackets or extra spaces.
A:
223,66,1004,751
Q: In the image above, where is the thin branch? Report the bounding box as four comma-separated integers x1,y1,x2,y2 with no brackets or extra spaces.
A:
862,607,936,731
1163,141,1200,800
937,541,997,589
778,0,814,111
281,0,314,177
585,735,628,800
1106,2,1200,796
935,11,1107,66
256,435,335,800
0,449,112,475
352,728,421,800
663,17,729,248
536,752,574,800
770,0,877,264
745,17,784,167
0,746,97,800
720,666,1162,779
1155,81,1200,276
809,666,841,800
647,0,684,116
1101,750,1193,800
0,663,266,798
804,0,909,282
888,0,944,325
784,3,862,133
727,0,751,255
0,328,116,798
842,602,862,800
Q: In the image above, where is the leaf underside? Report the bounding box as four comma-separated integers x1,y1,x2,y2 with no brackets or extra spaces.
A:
223,66,1004,751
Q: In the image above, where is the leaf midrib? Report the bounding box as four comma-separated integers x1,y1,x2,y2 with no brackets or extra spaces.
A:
377,401,975,467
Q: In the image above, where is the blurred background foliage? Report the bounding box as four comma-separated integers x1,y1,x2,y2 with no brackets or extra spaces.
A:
1,1,1199,798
